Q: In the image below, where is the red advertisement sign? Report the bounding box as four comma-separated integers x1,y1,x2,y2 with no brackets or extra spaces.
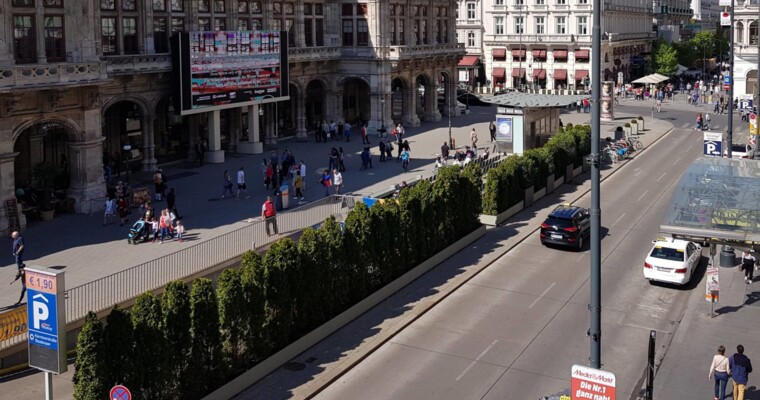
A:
571,364,616,400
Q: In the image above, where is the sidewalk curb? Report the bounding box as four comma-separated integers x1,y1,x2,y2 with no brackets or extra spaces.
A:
296,125,676,399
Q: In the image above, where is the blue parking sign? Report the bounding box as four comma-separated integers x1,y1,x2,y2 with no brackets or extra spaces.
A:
704,132,723,157
27,289,58,350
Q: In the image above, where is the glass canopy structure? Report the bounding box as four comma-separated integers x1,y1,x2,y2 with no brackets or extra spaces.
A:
661,156,760,247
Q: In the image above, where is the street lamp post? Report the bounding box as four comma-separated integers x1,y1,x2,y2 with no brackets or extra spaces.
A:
380,97,386,136
122,144,132,183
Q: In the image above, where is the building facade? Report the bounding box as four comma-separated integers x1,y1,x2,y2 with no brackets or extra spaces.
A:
732,1,760,96
653,0,693,42
470,0,654,93
455,0,486,89
0,0,464,233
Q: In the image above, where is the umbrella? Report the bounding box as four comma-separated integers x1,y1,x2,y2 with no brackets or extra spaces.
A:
631,73,670,84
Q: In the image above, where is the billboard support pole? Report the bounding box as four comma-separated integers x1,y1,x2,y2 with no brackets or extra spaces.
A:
45,372,53,400
728,0,734,158
589,0,602,369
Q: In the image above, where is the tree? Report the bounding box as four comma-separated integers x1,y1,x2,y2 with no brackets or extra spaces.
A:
73,312,107,400
240,250,267,363
188,278,224,397
217,268,247,371
262,239,299,349
101,306,134,389
654,42,679,77
131,292,169,400
296,228,329,333
161,280,192,397
318,216,349,317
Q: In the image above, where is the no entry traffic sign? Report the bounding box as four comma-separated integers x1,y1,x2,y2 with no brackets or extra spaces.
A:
110,385,131,400
571,364,616,400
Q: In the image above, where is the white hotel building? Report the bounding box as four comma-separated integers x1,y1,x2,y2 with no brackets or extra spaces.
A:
457,0,654,92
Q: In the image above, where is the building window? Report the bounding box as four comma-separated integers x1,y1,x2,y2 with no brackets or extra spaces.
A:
342,19,353,46
44,0,63,7
495,17,504,35
214,0,224,12
171,17,184,32
578,0,588,3
514,16,524,34
154,17,168,52
495,0,504,4
122,0,135,11
536,0,545,4
515,0,524,5
13,15,36,63
357,18,368,46
467,31,475,47
101,17,117,55
286,18,294,46
198,0,209,12
152,0,165,11
198,17,210,31
391,4,405,45
170,0,182,12
123,17,138,54
557,0,566,4
535,16,544,34
341,3,368,47
436,7,449,44
44,15,65,61
101,0,115,10
577,16,588,35
466,2,475,19
304,2,325,46
555,16,566,34
12,0,34,7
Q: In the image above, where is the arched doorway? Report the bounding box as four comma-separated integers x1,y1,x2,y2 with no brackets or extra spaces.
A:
305,80,326,129
154,97,188,163
14,122,72,192
277,83,299,137
416,75,429,121
391,77,408,124
438,72,453,116
102,100,145,175
747,70,757,95
342,78,370,124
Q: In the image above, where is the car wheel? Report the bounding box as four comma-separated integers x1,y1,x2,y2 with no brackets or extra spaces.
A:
577,236,584,251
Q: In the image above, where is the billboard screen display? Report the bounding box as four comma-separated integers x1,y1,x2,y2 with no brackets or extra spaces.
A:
172,30,289,114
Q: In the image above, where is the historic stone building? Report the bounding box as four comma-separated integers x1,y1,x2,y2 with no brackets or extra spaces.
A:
0,0,464,232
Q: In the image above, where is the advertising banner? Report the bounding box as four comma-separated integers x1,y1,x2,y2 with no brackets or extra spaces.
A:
571,365,616,400
26,267,66,374
0,306,27,342
495,116,513,142
706,267,720,302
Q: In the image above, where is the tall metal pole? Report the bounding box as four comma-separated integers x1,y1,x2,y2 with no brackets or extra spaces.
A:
728,0,735,158
589,0,602,369
756,1,760,160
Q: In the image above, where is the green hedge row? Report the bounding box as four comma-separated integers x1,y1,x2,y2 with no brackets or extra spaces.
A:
73,164,482,400
482,124,591,215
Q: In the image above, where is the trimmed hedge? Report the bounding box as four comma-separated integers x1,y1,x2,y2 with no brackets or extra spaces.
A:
73,165,481,400
483,124,591,215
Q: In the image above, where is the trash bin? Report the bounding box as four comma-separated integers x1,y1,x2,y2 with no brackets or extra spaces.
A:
280,184,290,209
720,246,736,267
274,189,283,211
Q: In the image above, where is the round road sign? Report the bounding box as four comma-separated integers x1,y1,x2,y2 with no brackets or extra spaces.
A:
751,113,757,121
110,385,131,400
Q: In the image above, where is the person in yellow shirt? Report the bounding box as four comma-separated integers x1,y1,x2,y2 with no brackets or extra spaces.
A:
294,170,304,200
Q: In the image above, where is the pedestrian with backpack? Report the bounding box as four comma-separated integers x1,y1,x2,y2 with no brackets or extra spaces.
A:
261,196,278,236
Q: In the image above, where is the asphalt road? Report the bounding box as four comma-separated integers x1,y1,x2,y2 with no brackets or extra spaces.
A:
313,126,707,400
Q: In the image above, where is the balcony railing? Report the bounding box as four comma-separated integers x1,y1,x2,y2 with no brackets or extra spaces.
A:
387,43,465,60
489,34,592,44
104,54,172,75
0,61,108,90
288,46,342,63
608,32,657,42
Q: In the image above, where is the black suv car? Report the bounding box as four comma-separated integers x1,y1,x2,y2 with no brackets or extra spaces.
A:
540,204,590,250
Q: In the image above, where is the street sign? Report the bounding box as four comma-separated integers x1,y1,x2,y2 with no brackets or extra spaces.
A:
750,112,757,122
617,72,623,85
723,75,731,91
742,99,755,112
706,267,720,302
110,385,132,400
703,131,723,157
26,267,66,375
571,364,616,400
720,12,731,27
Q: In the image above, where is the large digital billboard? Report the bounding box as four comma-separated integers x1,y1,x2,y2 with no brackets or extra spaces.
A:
171,30,289,114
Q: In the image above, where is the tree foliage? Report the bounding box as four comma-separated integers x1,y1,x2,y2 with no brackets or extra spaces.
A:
217,268,247,371
654,42,679,76
73,312,107,400
131,292,169,400
101,306,134,389
161,280,192,398
189,278,223,398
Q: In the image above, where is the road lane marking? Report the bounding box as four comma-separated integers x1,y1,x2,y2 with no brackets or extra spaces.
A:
686,145,694,152
612,213,626,226
656,172,667,182
529,283,557,309
633,168,641,177
455,340,498,381
672,156,682,166
637,191,649,202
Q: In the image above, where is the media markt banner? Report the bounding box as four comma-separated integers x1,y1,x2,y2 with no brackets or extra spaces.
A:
571,364,616,400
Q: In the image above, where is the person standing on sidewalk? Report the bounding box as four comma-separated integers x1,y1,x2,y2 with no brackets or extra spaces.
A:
332,169,344,194
730,345,753,400
741,250,756,284
361,123,370,144
441,141,450,160
299,161,307,194
261,196,278,236
470,128,478,149
9,265,26,305
166,187,180,218
709,345,731,400
489,121,497,142
11,231,25,269
294,171,304,200
103,195,117,225
236,166,248,199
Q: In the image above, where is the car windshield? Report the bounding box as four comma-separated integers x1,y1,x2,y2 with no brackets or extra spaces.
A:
545,217,573,228
649,246,685,262
732,144,747,153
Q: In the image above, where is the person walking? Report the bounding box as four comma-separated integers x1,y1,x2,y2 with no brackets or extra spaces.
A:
320,169,332,197
104,195,117,225
470,128,479,149
656,98,662,113
262,196,278,236
196,138,207,166
236,166,248,199
174,220,185,243
10,265,26,305
159,209,171,243
730,345,753,400
709,345,731,400
294,170,304,200
489,121,497,142
385,139,394,161
332,169,344,194
264,162,274,190
11,231,25,269
221,169,235,199
117,196,129,226
441,141,450,159
329,147,339,171
395,123,405,141
401,148,410,172
166,187,179,218
299,161,307,193
361,123,370,144
379,140,387,162
153,169,165,201
741,250,756,284
343,121,352,142
338,147,346,172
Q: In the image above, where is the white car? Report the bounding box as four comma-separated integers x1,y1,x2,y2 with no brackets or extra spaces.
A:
643,237,701,285
723,143,753,159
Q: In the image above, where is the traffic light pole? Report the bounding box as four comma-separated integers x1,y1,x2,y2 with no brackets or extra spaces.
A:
728,0,734,158
589,0,602,369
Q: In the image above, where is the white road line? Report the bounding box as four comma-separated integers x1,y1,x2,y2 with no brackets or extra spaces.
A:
686,145,694,152
637,190,649,202
528,282,557,309
612,212,626,226
672,156,683,166
656,172,667,182
456,340,498,381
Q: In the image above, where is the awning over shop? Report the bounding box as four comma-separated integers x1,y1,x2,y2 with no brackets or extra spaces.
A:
554,50,568,59
492,48,507,59
660,157,760,247
575,49,590,59
532,69,546,79
512,68,526,78
492,67,506,79
554,69,567,80
532,49,547,58
458,55,480,67
512,49,526,58
574,70,589,80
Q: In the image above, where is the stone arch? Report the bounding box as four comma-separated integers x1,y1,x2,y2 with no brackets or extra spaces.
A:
340,77,371,124
305,78,328,128
12,118,82,193
391,76,411,124
101,94,151,120
12,117,83,144
437,70,455,116
415,73,435,121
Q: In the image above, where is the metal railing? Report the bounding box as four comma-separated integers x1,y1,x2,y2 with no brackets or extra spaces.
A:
0,195,359,353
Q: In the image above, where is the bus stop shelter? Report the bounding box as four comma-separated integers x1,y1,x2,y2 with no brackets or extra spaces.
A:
660,156,760,249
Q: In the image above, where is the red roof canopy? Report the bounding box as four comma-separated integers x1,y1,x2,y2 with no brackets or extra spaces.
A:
458,55,480,67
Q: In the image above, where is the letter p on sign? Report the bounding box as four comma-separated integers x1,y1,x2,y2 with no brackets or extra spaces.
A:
32,294,49,329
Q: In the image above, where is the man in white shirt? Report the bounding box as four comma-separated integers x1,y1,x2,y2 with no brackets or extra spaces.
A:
236,166,248,199
299,161,307,193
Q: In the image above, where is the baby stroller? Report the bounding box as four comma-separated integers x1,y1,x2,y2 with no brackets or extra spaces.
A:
127,219,148,244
